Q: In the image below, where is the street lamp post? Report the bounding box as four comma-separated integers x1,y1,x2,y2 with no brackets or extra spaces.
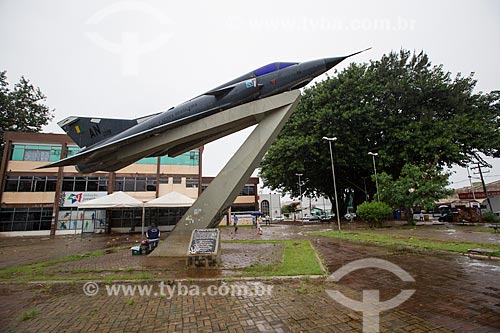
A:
368,152,379,202
296,173,303,220
322,137,341,232
269,192,273,221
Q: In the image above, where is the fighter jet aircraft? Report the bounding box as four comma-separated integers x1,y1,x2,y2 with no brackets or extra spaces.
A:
42,49,369,173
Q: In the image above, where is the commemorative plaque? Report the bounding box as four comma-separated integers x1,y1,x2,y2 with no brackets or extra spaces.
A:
187,229,221,267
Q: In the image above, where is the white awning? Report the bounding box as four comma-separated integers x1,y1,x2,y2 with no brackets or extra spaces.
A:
78,191,143,209
145,191,195,208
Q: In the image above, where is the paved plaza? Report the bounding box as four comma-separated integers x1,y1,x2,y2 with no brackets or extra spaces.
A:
0,223,499,332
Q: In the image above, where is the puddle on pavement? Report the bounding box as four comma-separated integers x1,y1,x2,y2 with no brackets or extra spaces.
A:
459,258,500,272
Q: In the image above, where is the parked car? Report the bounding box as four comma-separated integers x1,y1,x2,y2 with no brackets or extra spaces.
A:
320,214,336,222
303,215,320,222
438,211,459,222
273,216,285,222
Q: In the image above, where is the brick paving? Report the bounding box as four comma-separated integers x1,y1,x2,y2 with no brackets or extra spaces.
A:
0,233,142,269
2,281,452,333
1,223,499,332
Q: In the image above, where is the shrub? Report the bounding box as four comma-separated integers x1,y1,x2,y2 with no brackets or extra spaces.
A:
482,211,500,224
356,201,392,228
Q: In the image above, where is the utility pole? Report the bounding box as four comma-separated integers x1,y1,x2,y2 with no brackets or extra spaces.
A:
466,166,476,200
471,162,493,212
296,173,303,220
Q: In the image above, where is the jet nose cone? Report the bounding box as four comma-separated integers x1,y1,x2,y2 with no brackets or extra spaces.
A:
324,48,371,70
324,56,348,71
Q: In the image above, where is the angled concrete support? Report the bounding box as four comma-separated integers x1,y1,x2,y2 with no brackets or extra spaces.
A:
152,90,301,257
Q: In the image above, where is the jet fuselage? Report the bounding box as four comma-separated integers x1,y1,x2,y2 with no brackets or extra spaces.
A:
49,51,368,173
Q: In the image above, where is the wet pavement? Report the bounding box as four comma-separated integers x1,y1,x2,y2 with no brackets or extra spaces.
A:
0,223,499,332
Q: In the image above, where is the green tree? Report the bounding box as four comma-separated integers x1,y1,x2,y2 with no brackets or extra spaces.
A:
282,202,299,219
356,201,392,228
376,163,453,223
260,50,500,212
0,71,54,159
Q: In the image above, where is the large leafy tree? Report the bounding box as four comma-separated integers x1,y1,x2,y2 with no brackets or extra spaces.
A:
0,71,54,159
376,163,453,222
259,50,500,213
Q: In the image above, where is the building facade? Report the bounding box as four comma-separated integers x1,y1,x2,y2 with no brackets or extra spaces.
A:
0,132,258,234
258,193,282,219
455,180,500,213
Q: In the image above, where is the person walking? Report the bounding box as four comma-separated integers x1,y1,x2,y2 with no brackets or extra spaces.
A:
256,217,263,235
233,214,239,234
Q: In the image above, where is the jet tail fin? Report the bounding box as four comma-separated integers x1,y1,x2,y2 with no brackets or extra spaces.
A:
58,116,138,148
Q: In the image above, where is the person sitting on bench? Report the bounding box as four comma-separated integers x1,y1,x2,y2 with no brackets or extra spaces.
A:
146,223,160,250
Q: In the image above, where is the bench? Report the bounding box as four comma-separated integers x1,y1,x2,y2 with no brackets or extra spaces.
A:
488,224,500,233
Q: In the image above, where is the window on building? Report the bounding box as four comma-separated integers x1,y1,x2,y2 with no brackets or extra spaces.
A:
113,177,155,192
66,146,80,157
146,179,157,192
4,176,58,192
62,177,75,191
4,176,19,192
33,177,47,192
86,177,99,191
158,150,199,166
60,176,110,193
10,144,63,162
115,177,125,191
135,177,147,191
24,148,50,161
46,177,57,191
239,184,255,196
190,151,198,161
98,178,108,191
172,176,182,184
124,178,136,191
18,176,33,192
186,177,198,188
50,146,62,160
74,177,87,191
0,207,52,231
261,200,270,216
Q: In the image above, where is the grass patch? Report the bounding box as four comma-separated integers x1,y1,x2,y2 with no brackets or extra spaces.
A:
473,228,497,234
19,308,39,321
225,239,323,277
0,249,107,280
309,231,500,256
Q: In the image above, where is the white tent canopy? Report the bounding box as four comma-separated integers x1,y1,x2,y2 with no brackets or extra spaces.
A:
145,191,195,208
78,191,143,209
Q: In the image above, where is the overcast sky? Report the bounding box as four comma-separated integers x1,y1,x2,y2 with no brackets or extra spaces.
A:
1,0,499,191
